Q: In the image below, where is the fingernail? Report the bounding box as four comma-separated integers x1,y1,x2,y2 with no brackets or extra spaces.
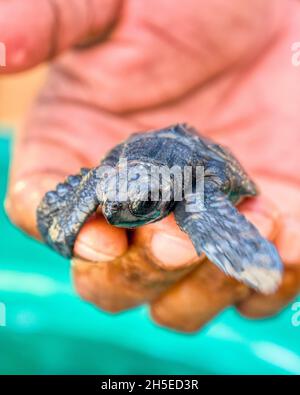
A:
151,232,199,269
74,215,128,262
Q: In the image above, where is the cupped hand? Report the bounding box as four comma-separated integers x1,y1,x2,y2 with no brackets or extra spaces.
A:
4,0,300,331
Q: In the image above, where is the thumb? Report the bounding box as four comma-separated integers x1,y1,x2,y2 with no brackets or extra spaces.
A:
0,0,121,73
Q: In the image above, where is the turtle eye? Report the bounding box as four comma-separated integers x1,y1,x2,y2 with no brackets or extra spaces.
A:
129,200,160,218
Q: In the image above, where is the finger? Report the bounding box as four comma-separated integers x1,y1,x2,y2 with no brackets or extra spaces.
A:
237,266,300,318
238,195,281,241
236,180,300,318
275,215,300,265
72,222,196,312
146,214,200,270
150,195,279,332
74,213,128,262
236,215,300,318
6,172,64,239
253,178,300,263
0,0,120,73
151,260,250,333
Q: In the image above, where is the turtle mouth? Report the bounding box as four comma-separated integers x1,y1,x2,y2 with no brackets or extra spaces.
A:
104,209,160,229
110,219,147,228
101,203,150,228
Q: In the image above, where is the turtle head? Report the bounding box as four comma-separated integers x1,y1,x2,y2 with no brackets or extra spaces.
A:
101,160,174,228
102,198,172,228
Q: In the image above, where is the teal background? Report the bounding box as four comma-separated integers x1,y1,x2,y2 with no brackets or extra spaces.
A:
0,133,299,375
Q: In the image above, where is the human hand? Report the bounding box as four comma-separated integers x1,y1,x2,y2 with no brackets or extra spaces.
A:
4,0,300,331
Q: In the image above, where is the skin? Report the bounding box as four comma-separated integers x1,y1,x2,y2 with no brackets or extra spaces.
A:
3,0,300,332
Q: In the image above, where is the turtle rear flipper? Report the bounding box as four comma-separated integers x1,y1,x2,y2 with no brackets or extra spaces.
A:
174,187,283,294
37,167,100,258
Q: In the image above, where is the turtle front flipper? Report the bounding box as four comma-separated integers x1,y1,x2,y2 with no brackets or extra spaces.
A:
37,167,101,258
174,186,283,294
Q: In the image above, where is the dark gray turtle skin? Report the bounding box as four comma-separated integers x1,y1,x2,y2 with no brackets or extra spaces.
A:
37,124,283,294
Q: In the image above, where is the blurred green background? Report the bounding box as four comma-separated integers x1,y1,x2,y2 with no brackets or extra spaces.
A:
0,131,300,374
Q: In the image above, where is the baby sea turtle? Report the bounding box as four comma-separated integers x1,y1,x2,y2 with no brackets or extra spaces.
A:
37,124,283,293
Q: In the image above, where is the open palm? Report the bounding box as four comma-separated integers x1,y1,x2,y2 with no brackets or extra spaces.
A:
4,0,300,331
